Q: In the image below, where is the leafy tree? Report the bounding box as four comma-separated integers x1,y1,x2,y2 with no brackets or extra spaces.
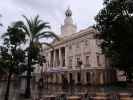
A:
20,15,59,98
95,0,133,81
1,21,26,100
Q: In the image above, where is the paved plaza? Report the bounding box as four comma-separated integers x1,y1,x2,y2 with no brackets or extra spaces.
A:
0,81,133,100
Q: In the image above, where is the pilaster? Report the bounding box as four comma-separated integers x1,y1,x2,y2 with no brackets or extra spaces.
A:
53,50,56,68
90,40,97,67
81,42,84,68
59,48,63,67
65,46,68,67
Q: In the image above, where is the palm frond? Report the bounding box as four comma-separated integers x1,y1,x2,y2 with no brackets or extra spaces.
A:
22,15,59,45
29,16,40,38
32,16,50,37
34,15,41,25
35,31,60,40
2,21,24,38
42,22,51,28
1,32,9,38
41,42,54,50
22,15,32,37
12,21,24,28
34,23,51,36
22,15,32,28
22,24,31,37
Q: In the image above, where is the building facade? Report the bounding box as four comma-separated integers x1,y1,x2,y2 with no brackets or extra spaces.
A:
38,8,116,85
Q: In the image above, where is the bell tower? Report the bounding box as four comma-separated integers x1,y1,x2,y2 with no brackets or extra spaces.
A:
61,8,77,37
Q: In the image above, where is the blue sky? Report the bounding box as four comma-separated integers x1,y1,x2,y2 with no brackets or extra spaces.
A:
0,0,103,34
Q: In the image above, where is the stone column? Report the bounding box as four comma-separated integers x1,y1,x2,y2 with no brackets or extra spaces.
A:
50,51,54,68
104,71,107,84
49,51,51,68
82,71,86,85
66,72,69,83
74,72,78,84
81,42,84,68
68,73,70,83
53,73,56,83
72,45,76,69
59,48,63,67
48,52,51,68
90,71,94,84
100,72,104,84
65,46,68,67
53,50,56,68
90,40,97,67
58,74,62,84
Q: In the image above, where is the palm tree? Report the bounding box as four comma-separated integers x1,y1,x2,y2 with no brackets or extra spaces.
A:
21,15,59,98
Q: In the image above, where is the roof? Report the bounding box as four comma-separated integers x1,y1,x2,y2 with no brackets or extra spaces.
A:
44,27,97,50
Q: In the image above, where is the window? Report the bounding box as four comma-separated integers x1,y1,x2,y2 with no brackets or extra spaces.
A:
51,74,53,81
50,51,54,67
85,40,88,46
97,53,101,66
77,58,80,64
76,43,79,48
69,56,73,66
61,47,65,67
56,50,60,66
69,73,73,83
86,56,90,66
69,45,72,50
86,72,90,83
75,55,81,66
77,72,81,83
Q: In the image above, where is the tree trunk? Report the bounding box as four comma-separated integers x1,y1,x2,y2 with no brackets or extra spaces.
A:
24,47,32,98
4,71,12,100
24,69,31,98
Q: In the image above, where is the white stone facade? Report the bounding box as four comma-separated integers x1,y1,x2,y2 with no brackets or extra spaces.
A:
40,8,116,85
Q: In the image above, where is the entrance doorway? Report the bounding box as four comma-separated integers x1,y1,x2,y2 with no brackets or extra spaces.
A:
69,73,74,84
77,72,81,84
86,72,90,84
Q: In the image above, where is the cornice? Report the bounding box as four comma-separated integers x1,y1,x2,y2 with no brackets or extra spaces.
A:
44,28,97,50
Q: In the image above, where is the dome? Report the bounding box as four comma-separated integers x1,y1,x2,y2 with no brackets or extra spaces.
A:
65,8,72,17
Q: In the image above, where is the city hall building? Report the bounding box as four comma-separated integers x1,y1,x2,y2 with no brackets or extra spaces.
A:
37,8,116,85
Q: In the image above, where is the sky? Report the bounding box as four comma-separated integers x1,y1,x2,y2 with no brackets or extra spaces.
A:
0,0,103,35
